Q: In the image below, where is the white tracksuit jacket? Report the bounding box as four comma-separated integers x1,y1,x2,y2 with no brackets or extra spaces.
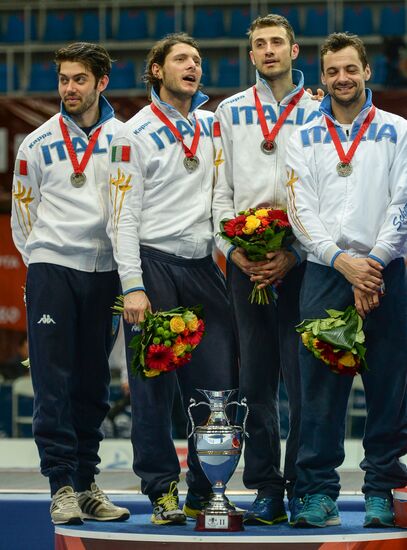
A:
285,89,407,268
108,89,216,294
11,96,122,272
212,70,321,260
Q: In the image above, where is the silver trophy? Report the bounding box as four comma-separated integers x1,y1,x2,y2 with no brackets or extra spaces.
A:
187,389,249,531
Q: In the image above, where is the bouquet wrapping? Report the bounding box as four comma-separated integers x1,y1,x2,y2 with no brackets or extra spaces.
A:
114,298,205,379
219,207,293,304
296,305,367,376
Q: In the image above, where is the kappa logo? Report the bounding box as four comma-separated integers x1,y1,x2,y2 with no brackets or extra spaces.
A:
37,314,56,325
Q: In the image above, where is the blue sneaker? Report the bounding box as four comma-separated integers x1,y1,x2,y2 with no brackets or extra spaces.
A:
364,496,394,528
288,497,303,525
293,494,340,528
243,496,287,525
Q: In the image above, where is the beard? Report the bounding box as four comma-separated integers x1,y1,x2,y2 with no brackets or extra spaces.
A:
330,85,363,107
63,89,98,116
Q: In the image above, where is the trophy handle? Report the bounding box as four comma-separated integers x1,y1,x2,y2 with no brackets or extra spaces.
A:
226,398,250,438
187,398,210,439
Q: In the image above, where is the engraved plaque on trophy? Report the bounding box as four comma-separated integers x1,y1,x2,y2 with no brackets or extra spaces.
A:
187,389,249,532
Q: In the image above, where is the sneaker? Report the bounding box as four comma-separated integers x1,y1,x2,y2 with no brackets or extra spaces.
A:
364,496,394,528
243,496,287,525
50,486,83,525
151,481,186,525
77,483,130,521
293,494,340,528
182,489,236,519
288,497,303,525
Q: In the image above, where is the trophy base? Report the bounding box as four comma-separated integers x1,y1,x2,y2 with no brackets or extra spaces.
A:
195,511,244,532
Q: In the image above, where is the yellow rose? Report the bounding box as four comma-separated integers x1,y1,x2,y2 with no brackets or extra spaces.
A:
144,369,161,378
242,215,261,235
170,316,186,333
301,332,310,346
172,342,187,357
338,352,356,367
255,208,269,218
186,315,199,331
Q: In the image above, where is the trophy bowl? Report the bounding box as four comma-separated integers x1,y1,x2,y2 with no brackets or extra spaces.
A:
187,389,248,532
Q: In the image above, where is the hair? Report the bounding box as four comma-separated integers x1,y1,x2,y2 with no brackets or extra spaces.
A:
143,32,201,95
55,42,113,82
248,14,295,47
320,32,368,72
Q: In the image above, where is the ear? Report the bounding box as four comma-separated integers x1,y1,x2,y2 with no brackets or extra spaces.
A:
321,72,327,86
249,51,256,66
364,63,371,82
291,43,299,61
152,62,163,80
97,74,109,93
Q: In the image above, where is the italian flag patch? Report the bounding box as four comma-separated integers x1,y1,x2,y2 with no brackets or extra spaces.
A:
15,159,28,176
111,145,131,162
213,121,221,137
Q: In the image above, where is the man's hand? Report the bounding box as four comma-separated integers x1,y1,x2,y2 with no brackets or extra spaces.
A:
354,287,380,319
250,250,297,289
306,88,324,101
230,247,268,277
123,290,152,325
334,254,383,293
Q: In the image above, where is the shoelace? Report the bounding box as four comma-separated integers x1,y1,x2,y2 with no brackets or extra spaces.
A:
302,494,330,513
157,481,179,511
366,497,390,511
89,484,110,504
54,489,78,508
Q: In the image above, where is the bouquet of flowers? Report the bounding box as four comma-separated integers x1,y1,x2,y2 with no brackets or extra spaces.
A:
296,305,367,376
219,207,293,304
113,298,205,379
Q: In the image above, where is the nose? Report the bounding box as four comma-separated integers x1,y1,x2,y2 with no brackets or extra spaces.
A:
66,79,77,92
265,41,274,55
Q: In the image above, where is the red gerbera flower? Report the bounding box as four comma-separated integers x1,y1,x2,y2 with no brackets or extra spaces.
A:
183,319,205,347
146,344,175,371
223,215,247,237
172,353,192,367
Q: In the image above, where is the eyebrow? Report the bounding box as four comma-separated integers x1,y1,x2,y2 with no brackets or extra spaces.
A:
58,72,88,78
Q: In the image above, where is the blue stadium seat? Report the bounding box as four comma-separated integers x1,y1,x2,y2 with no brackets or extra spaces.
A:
227,7,251,38
0,63,19,92
201,58,213,87
303,7,329,36
343,6,374,35
270,6,300,36
114,9,148,40
108,60,136,90
42,11,76,42
27,62,56,92
2,12,37,42
295,54,319,87
193,8,225,39
370,54,387,85
379,5,406,36
217,57,240,88
77,10,112,42
153,9,184,39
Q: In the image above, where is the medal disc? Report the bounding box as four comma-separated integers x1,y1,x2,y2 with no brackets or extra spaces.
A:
70,172,86,187
261,139,276,154
183,156,200,173
336,162,352,177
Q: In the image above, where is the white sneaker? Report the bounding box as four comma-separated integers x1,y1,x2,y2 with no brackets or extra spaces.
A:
77,483,130,521
50,486,83,525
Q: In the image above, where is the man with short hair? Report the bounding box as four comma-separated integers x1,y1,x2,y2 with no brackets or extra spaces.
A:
286,32,407,528
108,33,238,525
11,42,129,525
212,14,321,526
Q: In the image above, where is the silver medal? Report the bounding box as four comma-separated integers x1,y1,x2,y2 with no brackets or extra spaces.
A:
70,172,86,187
336,162,352,177
261,139,276,154
183,156,200,173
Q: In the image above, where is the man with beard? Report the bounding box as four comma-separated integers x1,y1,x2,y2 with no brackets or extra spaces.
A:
212,14,321,526
108,33,237,525
11,42,130,525
286,32,407,528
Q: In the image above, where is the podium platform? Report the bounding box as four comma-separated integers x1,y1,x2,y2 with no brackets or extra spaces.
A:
54,496,407,550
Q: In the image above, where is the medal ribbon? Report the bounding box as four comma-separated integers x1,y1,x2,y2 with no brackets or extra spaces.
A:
151,103,200,159
325,105,376,165
59,115,102,175
253,86,305,145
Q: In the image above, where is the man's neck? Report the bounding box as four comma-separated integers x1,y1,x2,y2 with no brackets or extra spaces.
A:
159,89,193,119
71,103,100,129
264,73,295,103
331,94,367,124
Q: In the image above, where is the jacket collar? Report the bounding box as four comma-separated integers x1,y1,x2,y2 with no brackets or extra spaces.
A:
151,87,209,121
255,69,305,105
60,95,114,134
320,88,373,126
